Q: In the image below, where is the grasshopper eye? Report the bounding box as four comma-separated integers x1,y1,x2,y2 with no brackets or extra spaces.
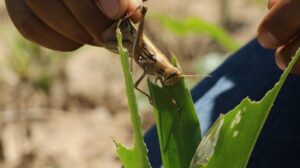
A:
163,71,181,86
166,72,178,80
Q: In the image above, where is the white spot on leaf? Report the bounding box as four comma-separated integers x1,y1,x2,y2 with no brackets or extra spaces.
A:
233,131,239,137
190,116,224,168
230,111,242,129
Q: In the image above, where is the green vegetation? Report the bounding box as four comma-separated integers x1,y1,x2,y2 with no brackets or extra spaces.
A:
148,57,201,168
115,27,151,168
191,49,300,168
154,14,240,52
117,21,300,168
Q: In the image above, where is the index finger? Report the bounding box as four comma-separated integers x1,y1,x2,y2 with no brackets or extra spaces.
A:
5,0,82,51
62,0,114,45
258,0,300,48
25,0,95,45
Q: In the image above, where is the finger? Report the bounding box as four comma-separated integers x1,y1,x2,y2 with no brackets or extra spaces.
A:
62,0,114,45
25,0,94,45
94,0,129,20
128,0,143,23
5,0,82,51
275,36,300,74
268,0,278,9
258,0,300,48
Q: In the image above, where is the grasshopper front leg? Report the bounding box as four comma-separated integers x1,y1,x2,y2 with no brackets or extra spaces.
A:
135,70,152,104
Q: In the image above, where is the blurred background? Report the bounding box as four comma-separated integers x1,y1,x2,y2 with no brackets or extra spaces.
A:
0,0,267,167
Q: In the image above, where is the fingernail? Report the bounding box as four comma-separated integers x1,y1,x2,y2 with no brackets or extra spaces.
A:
275,48,288,70
131,0,142,7
97,0,120,19
258,31,279,48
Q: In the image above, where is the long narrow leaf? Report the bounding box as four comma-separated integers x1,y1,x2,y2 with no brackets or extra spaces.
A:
116,27,151,168
154,14,239,52
148,57,202,168
190,49,300,168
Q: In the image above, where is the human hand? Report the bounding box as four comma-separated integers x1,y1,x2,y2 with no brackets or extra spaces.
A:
5,0,142,51
258,0,300,74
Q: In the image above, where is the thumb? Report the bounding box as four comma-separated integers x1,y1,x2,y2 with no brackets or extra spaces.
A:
95,0,129,19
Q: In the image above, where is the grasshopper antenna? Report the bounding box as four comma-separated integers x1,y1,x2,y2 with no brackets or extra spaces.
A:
180,74,212,78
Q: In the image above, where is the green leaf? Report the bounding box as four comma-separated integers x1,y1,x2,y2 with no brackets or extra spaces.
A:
148,57,202,168
153,14,239,52
190,48,300,168
116,26,151,168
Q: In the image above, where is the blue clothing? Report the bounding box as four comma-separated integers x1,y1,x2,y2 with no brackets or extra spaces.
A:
144,39,300,168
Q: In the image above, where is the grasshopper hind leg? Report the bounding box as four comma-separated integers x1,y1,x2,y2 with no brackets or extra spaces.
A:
132,6,148,61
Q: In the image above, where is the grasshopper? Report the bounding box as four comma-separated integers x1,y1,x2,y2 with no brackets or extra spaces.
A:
101,5,182,100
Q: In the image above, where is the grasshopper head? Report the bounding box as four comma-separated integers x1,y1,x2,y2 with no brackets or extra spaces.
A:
163,68,182,86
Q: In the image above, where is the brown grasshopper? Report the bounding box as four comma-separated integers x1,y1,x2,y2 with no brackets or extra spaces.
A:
101,6,182,100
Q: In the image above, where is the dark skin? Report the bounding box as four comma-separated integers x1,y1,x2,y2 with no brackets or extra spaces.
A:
4,0,142,51
258,0,300,74
4,0,300,74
